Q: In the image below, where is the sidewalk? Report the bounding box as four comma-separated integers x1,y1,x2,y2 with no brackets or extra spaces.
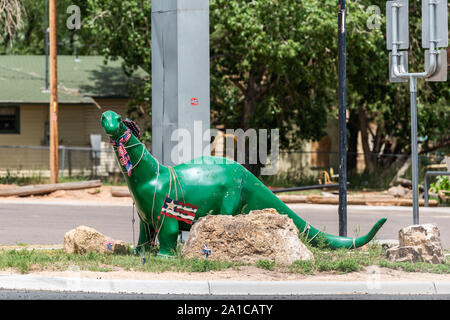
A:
1,274,449,295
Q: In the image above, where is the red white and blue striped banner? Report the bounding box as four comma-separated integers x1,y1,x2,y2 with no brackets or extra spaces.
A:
161,197,198,224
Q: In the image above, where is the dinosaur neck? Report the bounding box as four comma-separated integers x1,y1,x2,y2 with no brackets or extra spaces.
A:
113,133,163,185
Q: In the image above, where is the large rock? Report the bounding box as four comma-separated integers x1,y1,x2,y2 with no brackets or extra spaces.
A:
386,224,445,264
63,225,127,255
181,208,314,265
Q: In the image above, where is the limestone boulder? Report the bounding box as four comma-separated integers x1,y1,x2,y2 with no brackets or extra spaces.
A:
63,225,128,255
386,224,445,264
181,208,314,265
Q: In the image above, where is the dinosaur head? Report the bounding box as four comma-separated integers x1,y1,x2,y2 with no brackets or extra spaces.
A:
101,110,127,140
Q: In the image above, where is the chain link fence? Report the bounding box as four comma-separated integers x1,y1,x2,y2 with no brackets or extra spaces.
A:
266,150,449,190
0,144,119,180
0,145,448,191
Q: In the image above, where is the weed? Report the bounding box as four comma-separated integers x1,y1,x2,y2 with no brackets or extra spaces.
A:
256,259,276,271
289,260,314,274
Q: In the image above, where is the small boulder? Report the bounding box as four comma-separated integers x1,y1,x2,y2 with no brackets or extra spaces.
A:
181,208,314,265
387,185,407,197
386,224,445,264
63,225,127,255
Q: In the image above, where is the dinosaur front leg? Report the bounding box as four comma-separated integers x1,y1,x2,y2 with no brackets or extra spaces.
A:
157,217,179,257
136,220,154,253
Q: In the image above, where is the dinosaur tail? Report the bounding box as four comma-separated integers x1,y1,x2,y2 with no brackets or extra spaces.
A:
246,178,387,249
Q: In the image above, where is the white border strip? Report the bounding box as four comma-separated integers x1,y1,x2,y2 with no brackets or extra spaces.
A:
1,275,449,295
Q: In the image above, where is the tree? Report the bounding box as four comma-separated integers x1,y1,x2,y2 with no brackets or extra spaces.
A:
0,0,24,41
344,0,449,173
1,0,99,55
71,1,450,173
84,0,340,149
85,0,152,140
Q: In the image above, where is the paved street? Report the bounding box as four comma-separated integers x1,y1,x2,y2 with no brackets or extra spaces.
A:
1,289,449,300
0,200,448,248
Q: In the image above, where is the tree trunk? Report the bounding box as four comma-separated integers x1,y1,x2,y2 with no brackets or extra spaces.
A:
358,107,376,171
240,70,260,176
240,72,258,130
347,109,359,175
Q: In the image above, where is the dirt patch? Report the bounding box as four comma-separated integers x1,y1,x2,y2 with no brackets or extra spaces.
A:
1,266,450,282
0,185,133,205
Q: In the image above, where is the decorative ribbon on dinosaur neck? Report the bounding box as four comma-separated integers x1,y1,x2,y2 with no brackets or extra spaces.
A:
110,128,133,176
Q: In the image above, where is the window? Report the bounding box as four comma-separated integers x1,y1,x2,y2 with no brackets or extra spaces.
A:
0,106,20,134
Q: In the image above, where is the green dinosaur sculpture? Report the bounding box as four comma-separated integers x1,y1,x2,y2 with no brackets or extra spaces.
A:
101,110,387,257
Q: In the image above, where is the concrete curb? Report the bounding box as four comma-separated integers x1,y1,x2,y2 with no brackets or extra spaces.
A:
1,275,449,295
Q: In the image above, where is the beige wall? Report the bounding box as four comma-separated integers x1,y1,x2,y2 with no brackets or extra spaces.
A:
83,98,130,145
0,100,129,171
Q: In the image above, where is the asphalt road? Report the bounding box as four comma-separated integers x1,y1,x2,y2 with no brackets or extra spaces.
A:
1,289,449,300
0,200,448,248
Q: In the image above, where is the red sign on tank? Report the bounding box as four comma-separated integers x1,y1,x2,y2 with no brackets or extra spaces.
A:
190,98,199,106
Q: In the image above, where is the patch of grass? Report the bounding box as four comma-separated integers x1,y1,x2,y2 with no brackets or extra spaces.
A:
378,257,450,274
259,172,319,188
289,260,314,274
289,238,450,275
256,259,276,271
1,244,448,276
0,247,243,274
0,171,127,187
0,169,47,186
348,166,399,191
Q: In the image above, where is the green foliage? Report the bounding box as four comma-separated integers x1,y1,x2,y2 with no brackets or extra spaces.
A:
84,0,152,136
83,0,448,164
430,176,450,193
260,171,318,188
0,169,46,186
289,260,314,274
2,1,448,171
348,165,399,190
210,0,337,146
0,0,99,55
379,257,450,274
256,259,276,271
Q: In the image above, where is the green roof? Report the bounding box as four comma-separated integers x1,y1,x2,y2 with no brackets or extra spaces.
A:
0,55,148,104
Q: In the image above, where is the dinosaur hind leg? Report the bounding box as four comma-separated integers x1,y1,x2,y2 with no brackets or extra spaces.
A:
220,189,242,215
157,217,179,257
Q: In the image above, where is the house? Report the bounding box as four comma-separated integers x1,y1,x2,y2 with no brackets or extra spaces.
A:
0,55,148,176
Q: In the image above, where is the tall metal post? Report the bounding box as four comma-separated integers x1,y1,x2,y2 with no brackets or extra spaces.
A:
49,0,59,183
409,77,419,224
387,0,447,224
338,0,347,237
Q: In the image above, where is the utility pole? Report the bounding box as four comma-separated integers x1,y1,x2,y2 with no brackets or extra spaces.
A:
338,0,347,237
49,0,58,183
